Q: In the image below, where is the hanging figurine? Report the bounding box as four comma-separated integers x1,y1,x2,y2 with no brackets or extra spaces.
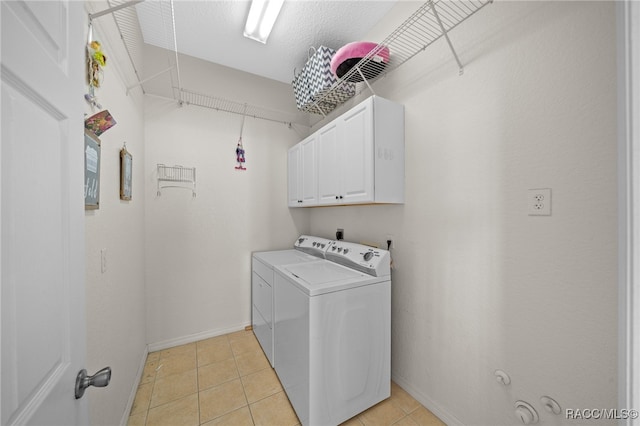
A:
235,138,246,170
235,104,248,170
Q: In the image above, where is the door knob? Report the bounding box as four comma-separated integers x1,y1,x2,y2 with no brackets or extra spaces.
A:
75,367,111,399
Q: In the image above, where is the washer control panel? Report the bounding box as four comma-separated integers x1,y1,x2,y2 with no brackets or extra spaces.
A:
294,235,332,258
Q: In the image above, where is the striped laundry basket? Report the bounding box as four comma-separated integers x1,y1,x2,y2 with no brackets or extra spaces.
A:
292,46,356,112
292,60,312,110
307,46,355,108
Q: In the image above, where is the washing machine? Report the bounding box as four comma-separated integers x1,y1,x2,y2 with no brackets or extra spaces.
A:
252,236,332,366
273,240,391,426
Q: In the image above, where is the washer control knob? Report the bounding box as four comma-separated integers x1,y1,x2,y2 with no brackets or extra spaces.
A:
343,249,349,254
494,369,511,386
540,396,561,415
364,252,374,261
514,401,538,425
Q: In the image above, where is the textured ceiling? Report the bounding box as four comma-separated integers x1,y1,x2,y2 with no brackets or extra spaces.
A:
136,0,397,84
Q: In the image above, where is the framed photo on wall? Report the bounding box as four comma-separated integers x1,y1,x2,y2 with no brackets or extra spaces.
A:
120,146,132,201
84,130,101,210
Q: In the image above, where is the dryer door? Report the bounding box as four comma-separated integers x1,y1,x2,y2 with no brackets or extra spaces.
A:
309,280,391,425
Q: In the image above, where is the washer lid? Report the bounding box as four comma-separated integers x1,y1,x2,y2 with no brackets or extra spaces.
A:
277,260,387,296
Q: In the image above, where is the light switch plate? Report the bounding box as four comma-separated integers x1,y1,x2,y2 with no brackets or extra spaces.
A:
528,188,551,216
101,248,107,273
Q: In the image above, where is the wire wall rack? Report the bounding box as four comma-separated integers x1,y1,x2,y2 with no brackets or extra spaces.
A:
157,164,196,197
302,0,492,116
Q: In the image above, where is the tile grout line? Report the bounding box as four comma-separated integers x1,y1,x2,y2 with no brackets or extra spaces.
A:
145,360,158,426
232,333,258,425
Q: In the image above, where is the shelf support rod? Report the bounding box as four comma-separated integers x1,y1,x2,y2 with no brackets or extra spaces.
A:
429,0,465,75
309,100,327,118
126,66,174,95
356,67,377,96
89,0,144,21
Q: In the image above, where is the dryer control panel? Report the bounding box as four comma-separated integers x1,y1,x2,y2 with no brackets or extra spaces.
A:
325,241,390,277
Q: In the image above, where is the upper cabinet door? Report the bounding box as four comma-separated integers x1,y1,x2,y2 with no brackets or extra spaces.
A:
288,135,318,207
340,100,374,204
287,144,301,206
300,134,318,204
317,122,341,205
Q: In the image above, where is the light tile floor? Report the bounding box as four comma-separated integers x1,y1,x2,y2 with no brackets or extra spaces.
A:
127,329,445,426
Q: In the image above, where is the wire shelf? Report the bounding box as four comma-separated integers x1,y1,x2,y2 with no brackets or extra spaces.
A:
178,88,304,127
104,1,310,127
157,164,196,196
301,0,492,116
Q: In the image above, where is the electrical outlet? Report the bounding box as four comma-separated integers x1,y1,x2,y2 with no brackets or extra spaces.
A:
528,188,551,216
386,235,394,249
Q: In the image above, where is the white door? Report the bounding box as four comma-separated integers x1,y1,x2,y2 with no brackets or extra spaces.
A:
1,1,88,425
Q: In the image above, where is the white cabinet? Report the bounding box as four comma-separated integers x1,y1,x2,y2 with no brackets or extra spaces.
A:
291,96,404,207
287,134,318,207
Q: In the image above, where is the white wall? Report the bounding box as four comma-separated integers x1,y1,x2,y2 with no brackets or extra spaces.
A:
83,4,147,425
82,2,619,425
143,47,309,348
309,2,618,425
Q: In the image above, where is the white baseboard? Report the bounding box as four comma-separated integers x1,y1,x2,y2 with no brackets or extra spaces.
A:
147,322,251,353
392,371,464,426
120,344,149,426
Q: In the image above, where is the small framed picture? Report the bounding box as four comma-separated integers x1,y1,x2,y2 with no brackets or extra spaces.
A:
84,130,101,210
120,146,132,201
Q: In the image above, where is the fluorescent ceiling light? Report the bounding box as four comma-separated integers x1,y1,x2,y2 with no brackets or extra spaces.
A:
244,0,284,44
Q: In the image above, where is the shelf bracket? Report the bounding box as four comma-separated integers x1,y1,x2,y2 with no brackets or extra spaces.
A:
429,0,464,75
126,66,174,95
356,67,377,96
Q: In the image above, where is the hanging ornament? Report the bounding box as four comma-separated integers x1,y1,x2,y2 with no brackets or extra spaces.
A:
235,138,246,170
87,39,107,88
235,105,248,171
84,22,105,109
